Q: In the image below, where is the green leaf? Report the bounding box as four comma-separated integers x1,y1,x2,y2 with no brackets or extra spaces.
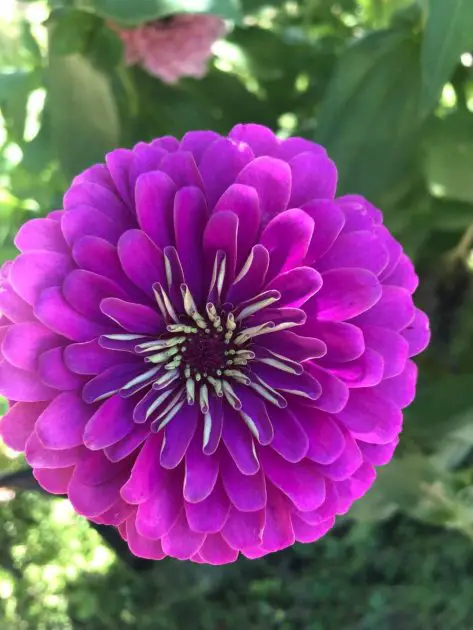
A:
48,53,120,180
424,110,473,204
420,0,473,116
49,9,98,57
315,28,422,206
0,70,40,142
75,0,241,24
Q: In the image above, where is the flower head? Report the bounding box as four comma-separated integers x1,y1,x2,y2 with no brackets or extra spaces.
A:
112,14,226,83
0,125,430,564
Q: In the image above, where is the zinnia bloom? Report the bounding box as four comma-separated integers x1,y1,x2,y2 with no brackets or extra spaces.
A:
113,14,226,83
0,124,430,564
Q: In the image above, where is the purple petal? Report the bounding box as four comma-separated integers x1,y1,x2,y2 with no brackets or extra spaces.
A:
352,286,415,331
316,424,362,480
259,330,327,363
100,298,164,334
358,439,398,466
259,448,325,512
384,254,419,293
64,339,122,375
330,349,384,388
25,432,83,468
221,507,265,550
61,205,123,246
270,406,309,463
120,433,164,504
266,266,322,308
215,184,261,269
35,392,91,449
198,534,239,565
261,209,314,280
0,401,46,451
126,517,165,560
317,230,389,276
180,130,220,163
2,322,61,372
10,251,73,306
64,181,131,225
38,347,84,390
185,479,230,533
135,171,176,250
222,407,259,475
105,149,134,207
303,319,364,364
402,308,430,357
276,136,326,161
226,245,269,306
162,511,205,560
253,364,321,401
363,326,409,378
203,210,238,287
237,156,291,224
35,286,110,341
289,152,337,206
221,449,266,512
117,229,166,297
235,386,274,445
298,408,345,464
184,429,219,503
260,484,294,552
0,284,33,323
295,479,338,525
306,364,350,413
292,515,335,543
159,151,203,190
200,137,253,208
174,186,208,301
160,404,198,469
203,395,223,456
84,395,135,449
15,218,68,254
229,123,279,156
135,467,183,539
105,424,149,463
374,360,417,409
63,270,127,324
68,466,129,518
377,226,403,280
82,363,142,404
0,360,56,402
308,268,382,321
34,466,74,495
338,389,403,444
303,200,345,264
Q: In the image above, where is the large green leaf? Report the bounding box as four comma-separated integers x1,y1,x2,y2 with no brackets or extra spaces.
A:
75,0,242,24
48,53,120,180
420,0,473,116
315,28,422,205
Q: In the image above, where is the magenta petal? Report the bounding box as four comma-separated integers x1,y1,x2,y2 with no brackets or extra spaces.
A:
161,511,205,560
215,184,261,269
64,339,121,375
221,448,266,512
68,467,129,518
358,439,398,466
185,479,230,533
61,205,123,246
72,163,113,189
200,137,254,208
237,156,291,224
159,151,203,190
363,326,409,378
63,270,127,324
96,498,134,526
38,347,84,390
303,200,345,264
10,251,73,306
64,181,131,225
226,244,269,306
309,268,382,321
259,448,325,512
292,515,335,543
198,534,238,565
270,407,309,463
304,320,364,364
384,254,419,293
2,322,61,372
222,406,259,474
15,217,68,254
34,466,74,495
374,360,417,409
120,433,163,504
136,467,183,539
331,349,384,388
266,266,322,308
174,186,208,301
117,229,166,297
317,424,362,480
340,389,403,444
203,210,238,286
160,404,198,469
260,330,327,363
82,363,142,404
276,136,326,161
235,386,274,445
202,395,223,456
180,130,220,163
295,480,338,525
229,123,279,156
289,152,337,206
84,395,134,450
261,208,314,279
135,171,176,250
0,284,33,323
299,408,345,464
377,226,403,280
253,364,321,401
35,286,109,342
129,144,167,195
105,424,149,463
260,484,294,552
0,360,56,402
306,364,350,413
105,148,133,206
126,517,165,560
184,430,219,503
25,432,83,469
0,401,46,451
35,392,91,449
100,298,164,334
352,286,415,331
402,308,431,357
318,230,389,276
221,507,265,550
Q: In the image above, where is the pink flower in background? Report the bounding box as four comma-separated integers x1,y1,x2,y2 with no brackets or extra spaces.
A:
0,124,430,564
113,14,226,83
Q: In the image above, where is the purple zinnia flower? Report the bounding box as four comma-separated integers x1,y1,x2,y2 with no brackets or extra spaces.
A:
112,14,226,83
0,125,430,564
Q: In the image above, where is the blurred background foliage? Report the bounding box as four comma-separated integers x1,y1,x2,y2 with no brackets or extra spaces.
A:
2,0,473,627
